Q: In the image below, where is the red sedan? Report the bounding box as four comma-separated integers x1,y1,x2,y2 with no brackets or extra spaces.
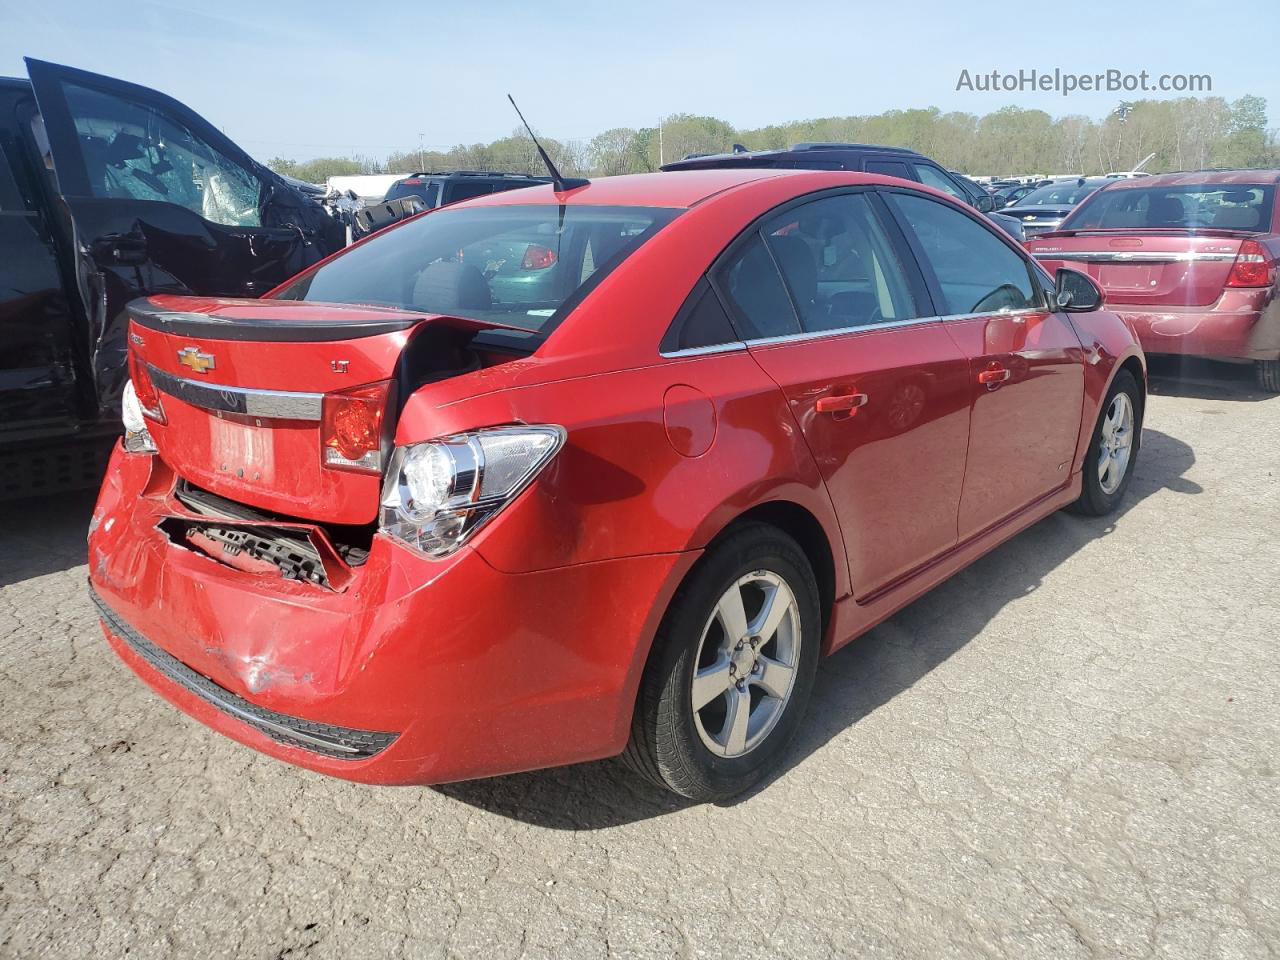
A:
88,169,1145,801
1026,170,1280,391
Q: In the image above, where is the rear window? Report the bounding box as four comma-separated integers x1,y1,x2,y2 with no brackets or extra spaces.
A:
1067,184,1276,232
1017,182,1103,206
273,204,680,333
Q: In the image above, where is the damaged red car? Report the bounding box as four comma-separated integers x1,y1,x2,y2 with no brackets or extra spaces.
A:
88,169,1145,800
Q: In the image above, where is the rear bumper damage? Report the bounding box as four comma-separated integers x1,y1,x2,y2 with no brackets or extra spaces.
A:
1117,287,1280,361
87,444,693,785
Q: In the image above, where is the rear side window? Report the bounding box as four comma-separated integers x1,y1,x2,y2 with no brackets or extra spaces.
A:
865,160,911,180
716,233,801,340
0,144,27,212
759,193,920,332
274,204,680,334
889,192,1040,315
1067,184,1276,232
660,279,739,353
58,82,264,227
386,180,440,207
444,181,496,204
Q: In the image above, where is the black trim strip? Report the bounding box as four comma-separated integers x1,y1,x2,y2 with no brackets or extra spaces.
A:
90,586,398,760
149,365,323,421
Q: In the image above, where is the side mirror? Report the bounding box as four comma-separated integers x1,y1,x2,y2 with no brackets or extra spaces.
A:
975,194,995,213
1054,268,1104,312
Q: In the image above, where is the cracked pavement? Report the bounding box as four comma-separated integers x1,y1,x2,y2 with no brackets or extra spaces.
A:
2,358,1278,959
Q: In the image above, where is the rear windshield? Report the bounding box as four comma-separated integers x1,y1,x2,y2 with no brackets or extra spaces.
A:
273,204,680,333
1018,182,1104,206
1066,184,1276,232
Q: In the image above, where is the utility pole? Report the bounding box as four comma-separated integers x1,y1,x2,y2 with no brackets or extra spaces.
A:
658,117,664,166
418,133,425,172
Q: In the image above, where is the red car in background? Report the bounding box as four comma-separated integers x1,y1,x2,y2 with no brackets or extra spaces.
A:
1027,171,1280,391
88,169,1145,801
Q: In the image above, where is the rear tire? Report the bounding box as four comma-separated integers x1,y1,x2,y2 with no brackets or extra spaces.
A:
622,522,821,802
1256,359,1280,393
1068,369,1142,517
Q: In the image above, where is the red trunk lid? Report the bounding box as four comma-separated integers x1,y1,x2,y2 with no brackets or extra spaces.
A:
128,296,427,525
1028,232,1247,307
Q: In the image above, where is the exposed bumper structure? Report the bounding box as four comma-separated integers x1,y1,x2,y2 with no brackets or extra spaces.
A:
87,445,694,785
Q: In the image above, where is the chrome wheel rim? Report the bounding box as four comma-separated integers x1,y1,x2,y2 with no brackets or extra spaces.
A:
1098,392,1134,495
691,570,801,758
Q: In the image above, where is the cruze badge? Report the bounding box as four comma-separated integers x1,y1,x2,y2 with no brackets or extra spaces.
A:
177,346,216,374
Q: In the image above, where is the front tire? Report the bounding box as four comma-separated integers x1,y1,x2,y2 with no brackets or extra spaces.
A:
1256,359,1280,393
622,523,821,802
1068,369,1142,516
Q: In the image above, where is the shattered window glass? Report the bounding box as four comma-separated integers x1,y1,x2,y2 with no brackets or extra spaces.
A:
60,82,263,228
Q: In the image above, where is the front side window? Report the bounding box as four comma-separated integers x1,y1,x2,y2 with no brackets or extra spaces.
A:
274,204,679,334
59,82,263,227
759,193,919,332
889,192,1040,315
913,164,968,202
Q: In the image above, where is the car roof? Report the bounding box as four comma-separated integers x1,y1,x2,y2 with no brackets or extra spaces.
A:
662,142,925,170
461,168,811,208
1104,170,1280,188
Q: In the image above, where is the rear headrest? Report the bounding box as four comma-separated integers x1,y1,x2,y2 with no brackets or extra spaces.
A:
412,260,492,313
1212,206,1261,230
1147,195,1186,226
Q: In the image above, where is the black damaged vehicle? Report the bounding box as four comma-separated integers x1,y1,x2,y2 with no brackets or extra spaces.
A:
0,59,412,499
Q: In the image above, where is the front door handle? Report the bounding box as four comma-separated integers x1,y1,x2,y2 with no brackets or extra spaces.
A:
977,365,1011,386
815,392,868,414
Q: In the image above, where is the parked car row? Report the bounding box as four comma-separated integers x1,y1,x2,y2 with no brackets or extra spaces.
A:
5,56,1277,803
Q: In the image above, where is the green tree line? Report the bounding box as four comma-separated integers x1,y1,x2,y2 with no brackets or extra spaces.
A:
270,94,1278,184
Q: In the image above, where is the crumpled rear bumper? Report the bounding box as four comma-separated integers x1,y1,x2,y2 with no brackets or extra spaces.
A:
87,445,694,784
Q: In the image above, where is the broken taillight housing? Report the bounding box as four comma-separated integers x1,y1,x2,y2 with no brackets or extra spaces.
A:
320,380,392,474
127,350,165,423
379,425,565,557
1225,239,1276,288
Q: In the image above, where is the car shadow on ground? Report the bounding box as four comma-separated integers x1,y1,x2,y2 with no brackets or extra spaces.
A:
437,427,1201,828
1147,356,1278,403
0,490,97,587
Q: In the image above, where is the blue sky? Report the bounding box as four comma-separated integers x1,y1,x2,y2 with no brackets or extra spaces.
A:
2,0,1275,162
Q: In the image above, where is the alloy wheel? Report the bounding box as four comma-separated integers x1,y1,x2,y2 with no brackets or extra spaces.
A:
1097,391,1134,495
691,570,801,758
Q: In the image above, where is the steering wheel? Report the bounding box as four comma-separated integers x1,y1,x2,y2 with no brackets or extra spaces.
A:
969,284,1026,314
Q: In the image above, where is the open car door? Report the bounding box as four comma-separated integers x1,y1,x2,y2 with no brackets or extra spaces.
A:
24,58,348,413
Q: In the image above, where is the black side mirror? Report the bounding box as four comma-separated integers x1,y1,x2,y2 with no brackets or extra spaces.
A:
1055,268,1104,312
975,194,995,213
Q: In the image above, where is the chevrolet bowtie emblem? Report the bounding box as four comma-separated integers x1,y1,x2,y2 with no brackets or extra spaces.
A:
177,346,215,374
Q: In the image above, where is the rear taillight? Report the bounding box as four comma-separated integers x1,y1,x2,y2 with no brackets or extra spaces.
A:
1226,239,1276,288
521,244,557,270
321,380,392,474
127,349,166,423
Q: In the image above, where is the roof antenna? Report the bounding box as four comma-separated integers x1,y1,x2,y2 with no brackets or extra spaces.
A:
507,94,589,193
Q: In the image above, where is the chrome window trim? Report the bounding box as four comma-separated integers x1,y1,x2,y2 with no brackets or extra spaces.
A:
1032,251,1238,263
149,365,324,421
659,341,749,359
669,306,1050,354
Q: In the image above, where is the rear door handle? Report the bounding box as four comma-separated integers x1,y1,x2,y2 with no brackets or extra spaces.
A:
977,365,1011,386
815,392,868,414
